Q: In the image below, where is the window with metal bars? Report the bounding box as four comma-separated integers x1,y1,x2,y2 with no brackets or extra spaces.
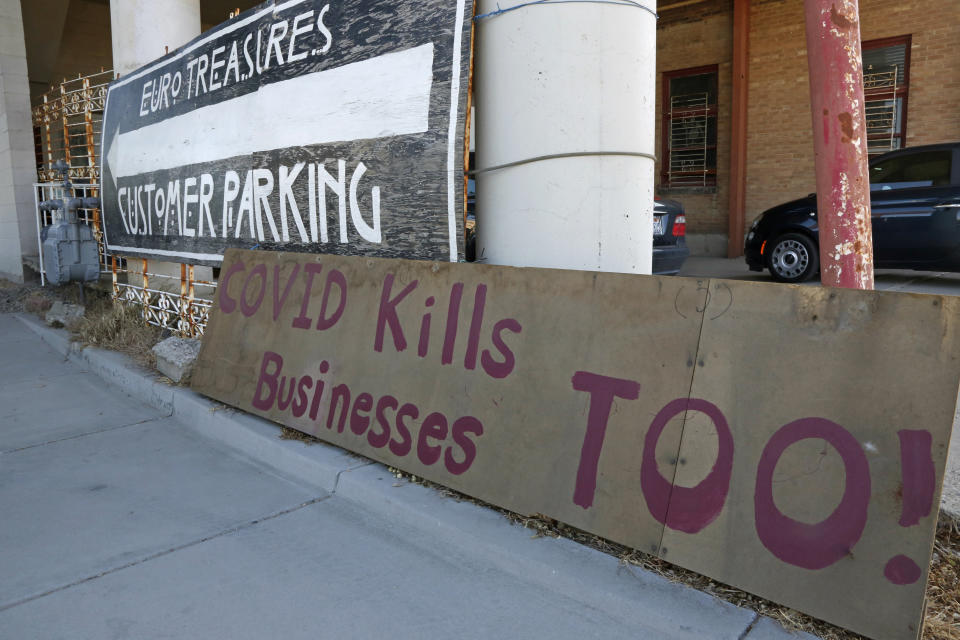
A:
661,65,718,188
863,35,910,155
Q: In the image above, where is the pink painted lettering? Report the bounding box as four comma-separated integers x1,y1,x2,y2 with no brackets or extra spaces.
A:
251,350,283,410
640,398,733,534
417,411,448,466
272,263,301,321
445,416,483,475
291,263,324,329
368,395,397,448
481,318,521,380
884,554,922,585
896,430,935,527
390,403,418,457
316,269,347,330
571,371,641,509
754,417,870,570
441,283,464,365
374,273,418,353
240,263,268,317
218,260,245,314
350,392,374,436
464,284,487,370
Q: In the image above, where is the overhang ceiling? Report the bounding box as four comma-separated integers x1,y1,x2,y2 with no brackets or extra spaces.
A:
21,0,260,102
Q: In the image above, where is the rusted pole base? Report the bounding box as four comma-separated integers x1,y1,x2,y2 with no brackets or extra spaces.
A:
803,0,874,289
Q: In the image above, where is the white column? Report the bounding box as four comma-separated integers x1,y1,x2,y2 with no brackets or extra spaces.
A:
474,0,657,274
110,0,205,289
110,0,201,76
0,0,39,282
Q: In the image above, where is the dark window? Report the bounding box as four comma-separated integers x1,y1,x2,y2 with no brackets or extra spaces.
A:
869,150,951,190
661,66,718,188
863,36,910,155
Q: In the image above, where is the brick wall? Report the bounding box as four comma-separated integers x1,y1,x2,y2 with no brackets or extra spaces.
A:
892,1,960,148
656,0,960,241
743,0,812,225
655,0,733,235
745,0,960,226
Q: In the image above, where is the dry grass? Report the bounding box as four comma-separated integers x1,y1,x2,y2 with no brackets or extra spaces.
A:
70,293,162,367
925,518,960,640
0,277,60,314
279,426,322,444
385,466,959,640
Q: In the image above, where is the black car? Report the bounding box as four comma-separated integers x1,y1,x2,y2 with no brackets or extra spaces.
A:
745,143,960,283
653,198,690,275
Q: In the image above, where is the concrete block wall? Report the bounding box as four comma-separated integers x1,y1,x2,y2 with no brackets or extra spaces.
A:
0,0,38,282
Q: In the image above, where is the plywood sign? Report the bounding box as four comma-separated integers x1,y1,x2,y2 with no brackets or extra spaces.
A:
100,0,472,265
193,249,960,640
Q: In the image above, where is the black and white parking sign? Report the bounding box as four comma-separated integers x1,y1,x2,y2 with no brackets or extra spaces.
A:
101,0,472,265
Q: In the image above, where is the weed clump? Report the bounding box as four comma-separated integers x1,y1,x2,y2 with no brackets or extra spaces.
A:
71,292,162,367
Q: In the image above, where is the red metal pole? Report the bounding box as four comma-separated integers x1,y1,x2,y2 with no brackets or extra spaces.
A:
803,0,874,289
727,0,749,258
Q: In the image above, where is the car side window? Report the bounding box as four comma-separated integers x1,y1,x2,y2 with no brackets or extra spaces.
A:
870,150,952,190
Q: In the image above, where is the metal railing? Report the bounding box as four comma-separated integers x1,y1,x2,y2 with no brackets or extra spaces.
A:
111,258,216,338
32,70,215,338
863,66,899,155
667,92,713,187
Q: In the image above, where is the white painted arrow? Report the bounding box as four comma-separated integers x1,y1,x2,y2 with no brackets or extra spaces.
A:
106,123,119,189
108,43,434,181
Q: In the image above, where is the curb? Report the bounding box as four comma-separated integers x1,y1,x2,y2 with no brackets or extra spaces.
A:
16,313,818,640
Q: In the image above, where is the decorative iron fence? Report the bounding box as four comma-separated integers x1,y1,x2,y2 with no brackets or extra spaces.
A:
32,70,215,338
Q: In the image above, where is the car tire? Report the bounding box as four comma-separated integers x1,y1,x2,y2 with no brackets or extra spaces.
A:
766,232,819,283
465,228,476,262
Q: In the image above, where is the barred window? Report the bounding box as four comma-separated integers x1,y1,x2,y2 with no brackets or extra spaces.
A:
863,36,910,155
661,65,718,188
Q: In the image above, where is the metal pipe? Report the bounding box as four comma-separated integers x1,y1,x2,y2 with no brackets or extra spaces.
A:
188,264,196,337
112,255,119,299
142,259,149,316
180,262,188,334
34,185,45,286
803,0,874,289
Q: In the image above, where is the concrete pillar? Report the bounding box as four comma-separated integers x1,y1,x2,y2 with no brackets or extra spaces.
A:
0,0,40,282
110,0,206,290
110,0,200,76
474,0,657,274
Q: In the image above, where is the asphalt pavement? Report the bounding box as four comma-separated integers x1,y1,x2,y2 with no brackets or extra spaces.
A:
0,312,814,640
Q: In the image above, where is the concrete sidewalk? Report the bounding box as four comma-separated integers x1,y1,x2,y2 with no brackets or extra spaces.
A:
0,313,814,640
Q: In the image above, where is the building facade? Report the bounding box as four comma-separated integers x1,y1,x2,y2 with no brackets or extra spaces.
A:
0,0,957,284
656,0,960,255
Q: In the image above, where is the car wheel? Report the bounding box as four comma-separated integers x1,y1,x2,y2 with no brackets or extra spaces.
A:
767,233,818,283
